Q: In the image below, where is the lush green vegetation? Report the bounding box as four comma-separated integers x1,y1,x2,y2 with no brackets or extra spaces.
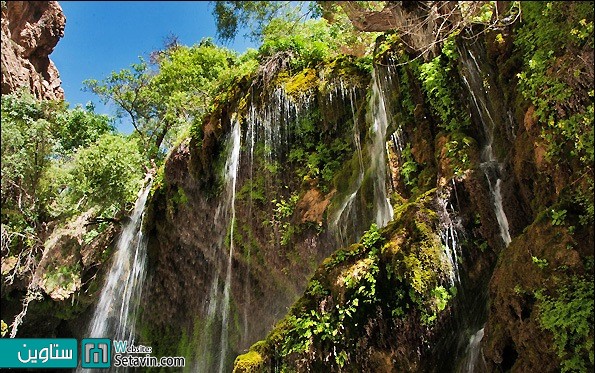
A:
259,16,376,71
515,1,594,221
416,34,470,133
3,2,593,371
236,192,457,370
512,7,595,366
84,38,238,160
46,134,145,218
1,90,147,335
1,90,145,263
212,1,308,43
535,272,594,372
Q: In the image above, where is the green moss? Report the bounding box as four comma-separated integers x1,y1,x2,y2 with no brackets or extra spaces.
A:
233,190,458,371
164,185,189,218
321,243,365,271
31,294,90,321
174,186,189,205
236,174,266,203
233,351,264,373
152,164,166,192
141,325,185,372
318,56,372,89
174,316,211,372
416,167,437,194
331,153,361,194
41,263,82,301
278,69,319,98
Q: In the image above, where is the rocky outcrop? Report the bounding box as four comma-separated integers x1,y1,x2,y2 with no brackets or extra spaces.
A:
1,1,65,100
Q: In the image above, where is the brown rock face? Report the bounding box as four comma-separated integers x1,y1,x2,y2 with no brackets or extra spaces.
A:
1,1,65,100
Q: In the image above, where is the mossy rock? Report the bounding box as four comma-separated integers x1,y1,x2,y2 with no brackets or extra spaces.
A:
277,68,319,99
235,190,459,371
233,350,265,373
484,212,594,372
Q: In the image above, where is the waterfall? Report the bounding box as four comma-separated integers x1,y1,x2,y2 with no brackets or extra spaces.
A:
87,181,151,342
330,84,365,247
197,119,242,373
330,67,395,245
437,181,462,285
82,179,152,372
461,326,486,373
218,119,242,373
459,46,511,247
369,68,395,227
456,41,514,372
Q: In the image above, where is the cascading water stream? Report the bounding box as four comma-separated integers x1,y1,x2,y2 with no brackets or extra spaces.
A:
330,68,395,245
83,179,152,371
195,119,242,373
437,182,463,286
460,47,511,247
330,84,365,247
87,181,152,341
464,327,486,373
369,68,395,228
456,42,514,372
217,119,242,373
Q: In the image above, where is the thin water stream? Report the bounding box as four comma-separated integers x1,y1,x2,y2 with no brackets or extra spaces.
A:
457,43,513,372
87,181,152,342
218,119,242,373
330,67,395,245
84,179,153,372
369,68,395,228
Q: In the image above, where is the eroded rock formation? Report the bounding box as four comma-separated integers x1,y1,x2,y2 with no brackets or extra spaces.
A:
1,1,65,100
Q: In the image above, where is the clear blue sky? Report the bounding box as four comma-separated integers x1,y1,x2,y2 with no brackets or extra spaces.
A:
51,1,255,133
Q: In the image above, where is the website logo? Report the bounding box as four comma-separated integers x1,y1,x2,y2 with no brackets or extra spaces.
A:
81,338,111,369
0,338,78,368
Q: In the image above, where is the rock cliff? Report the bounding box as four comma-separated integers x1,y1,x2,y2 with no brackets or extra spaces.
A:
1,1,65,100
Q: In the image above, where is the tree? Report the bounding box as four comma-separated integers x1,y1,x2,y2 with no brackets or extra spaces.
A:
1,91,120,225
151,38,238,147
83,60,161,157
84,39,237,160
212,1,310,43
1,92,145,338
212,1,521,60
1,92,56,229
1,91,127,312
46,133,145,218
55,102,114,153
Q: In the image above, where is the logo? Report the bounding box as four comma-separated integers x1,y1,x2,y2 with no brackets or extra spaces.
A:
0,338,78,368
81,338,111,369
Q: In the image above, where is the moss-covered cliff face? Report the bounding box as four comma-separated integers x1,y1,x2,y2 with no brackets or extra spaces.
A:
139,58,380,370
480,2,594,372
233,190,492,372
228,2,594,372
135,2,593,372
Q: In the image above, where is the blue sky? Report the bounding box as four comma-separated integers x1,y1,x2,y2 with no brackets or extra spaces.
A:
51,1,255,133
